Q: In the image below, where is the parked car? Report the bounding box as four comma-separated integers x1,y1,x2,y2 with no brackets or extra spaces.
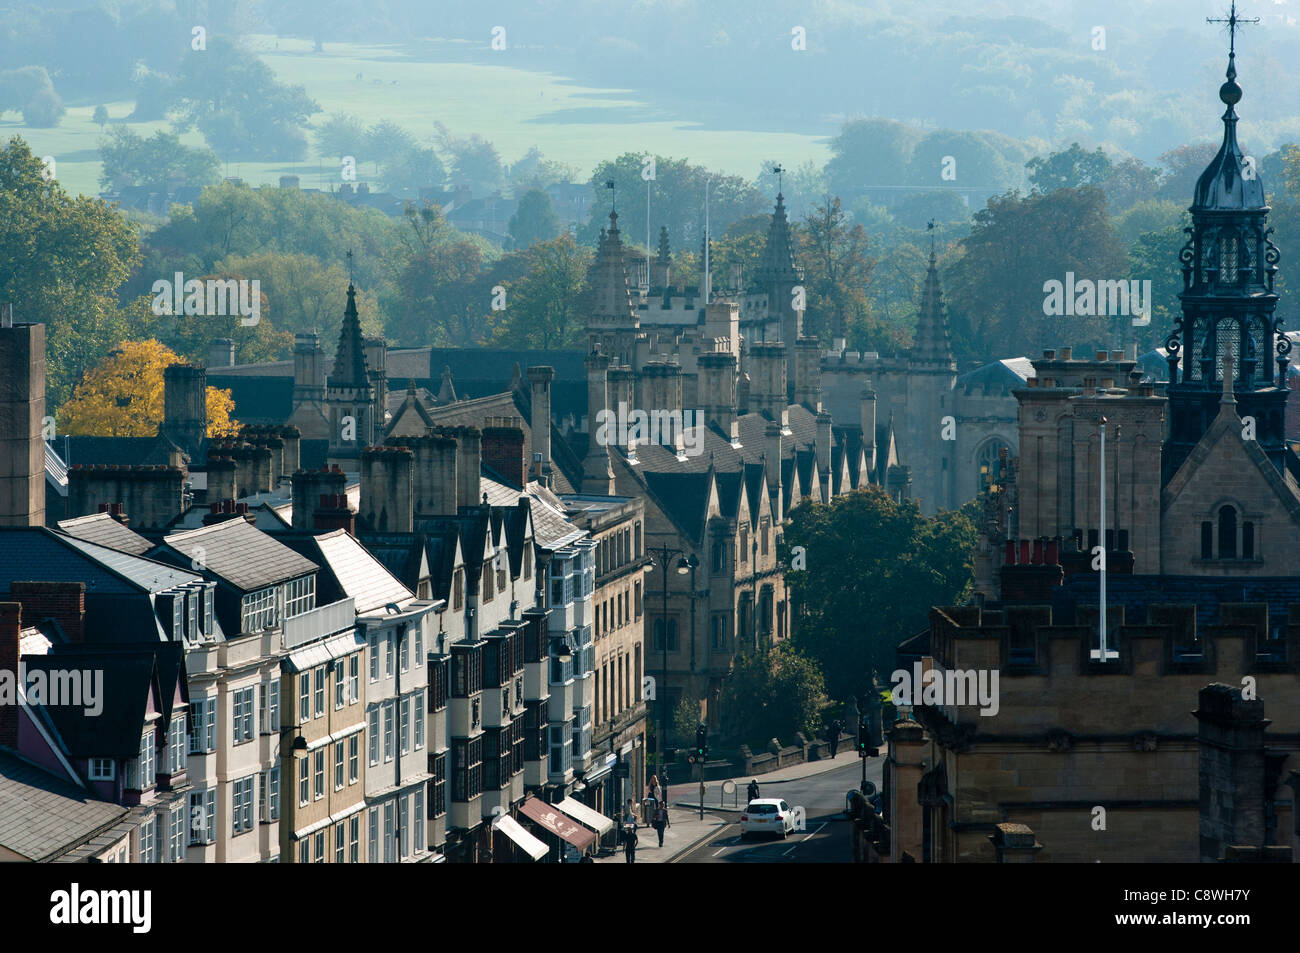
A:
739,799,795,839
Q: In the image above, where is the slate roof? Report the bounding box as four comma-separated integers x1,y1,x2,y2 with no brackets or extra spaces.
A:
63,435,177,467
0,527,201,595
49,641,187,724
956,357,1035,395
57,512,154,556
642,470,713,547
0,751,128,863
205,374,295,424
161,518,318,592
23,651,157,759
284,530,414,614
355,532,435,595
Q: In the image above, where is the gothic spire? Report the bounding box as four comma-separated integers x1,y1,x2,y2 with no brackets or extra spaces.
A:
328,282,369,389
588,209,636,325
755,192,802,286
912,246,955,365
656,226,671,265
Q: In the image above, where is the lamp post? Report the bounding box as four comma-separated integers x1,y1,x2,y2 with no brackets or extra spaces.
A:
643,545,695,775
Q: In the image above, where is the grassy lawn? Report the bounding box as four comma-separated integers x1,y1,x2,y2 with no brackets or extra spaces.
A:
6,35,830,200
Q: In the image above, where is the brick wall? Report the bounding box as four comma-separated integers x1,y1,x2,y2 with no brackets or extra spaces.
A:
9,581,84,642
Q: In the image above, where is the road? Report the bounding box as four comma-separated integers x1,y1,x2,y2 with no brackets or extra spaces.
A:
674,757,884,863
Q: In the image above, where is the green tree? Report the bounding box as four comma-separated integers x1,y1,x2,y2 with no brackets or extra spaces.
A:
508,189,562,248
825,118,923,200
22,86,63,127
315,112,368,159
1026,142,1113,192
672,692,702,746
1155,143,1219,204
92,104,108,130
98,128,220,191
437,124,504,194
490,233,590,349
365,120,417,176
166,36,319,160
891,190,971,230
797,197,889,348
1102,156,1160,213
1114,199,1186,247
381,146,446,199
782,487,976,702
719,644,827,747
944,186,1128,362
0,136,141,406
507,146,580,193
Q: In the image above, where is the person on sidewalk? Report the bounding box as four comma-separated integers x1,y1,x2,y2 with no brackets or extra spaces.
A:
652,805,668,847
622,811,639,863
827,719,842,758
747,779,760,803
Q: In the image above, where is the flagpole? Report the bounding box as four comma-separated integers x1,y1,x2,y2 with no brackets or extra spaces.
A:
1099,415,1108,660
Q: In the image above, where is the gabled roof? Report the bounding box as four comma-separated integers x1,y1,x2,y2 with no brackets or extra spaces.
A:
160,518,318,592
642,470,714,547
0,751,128,863
49,641,187,724
0,527,201,596
57,512,154,557
956,357,1034,395
23,651,158,760
284,530,414,615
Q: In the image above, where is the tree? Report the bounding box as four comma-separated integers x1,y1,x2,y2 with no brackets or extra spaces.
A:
944,186,1128,362
59,339,238,437
1155,143,1219,204
436,126,504,194
508,189,562,248
719,644,826,747
490,234,590,349
98,128,220,191
1103,156,1160,213
0,136,142,406
1114,199,1186,247
891,190,971,230
782,487,976,702
583,153,767,252
364,120,417,176
1026,142,1112,192
381,146,446,199
92,105,108,131
797,197,890,349
906,129,1025,192
166,36,320,161
315,112,368,159
672,692,702,746
22,86,64,127
507,146,580,193
825,118,923,201
0,67,54,119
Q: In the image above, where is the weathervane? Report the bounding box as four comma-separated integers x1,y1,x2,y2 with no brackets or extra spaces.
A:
605,179,616,213
772,164,785,195
346,249,354,284
1208,2,1258,58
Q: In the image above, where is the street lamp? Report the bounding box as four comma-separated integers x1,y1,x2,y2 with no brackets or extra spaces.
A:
644,544,697,776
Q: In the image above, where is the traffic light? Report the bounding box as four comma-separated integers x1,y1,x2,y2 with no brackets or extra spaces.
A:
695,723,708,759
856,717,870,755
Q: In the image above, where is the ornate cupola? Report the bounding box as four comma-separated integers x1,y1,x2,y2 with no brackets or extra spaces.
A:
1163,20,1289,481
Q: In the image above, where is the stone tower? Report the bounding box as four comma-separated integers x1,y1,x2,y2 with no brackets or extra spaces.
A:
585,210,640,366
753,193,804,350
0,309,44,526
904,247,958,513
325,283,375,467
1163,45,1289,483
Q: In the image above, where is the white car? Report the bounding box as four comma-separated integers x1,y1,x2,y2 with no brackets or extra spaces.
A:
739,798,795,839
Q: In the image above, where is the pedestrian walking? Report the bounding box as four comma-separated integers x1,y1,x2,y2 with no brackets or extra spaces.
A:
652,805,668,847
747,778,760,803
827,719,842,758
622,808,639,863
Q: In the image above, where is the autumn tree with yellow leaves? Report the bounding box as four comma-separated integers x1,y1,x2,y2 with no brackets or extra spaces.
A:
59,339,239,438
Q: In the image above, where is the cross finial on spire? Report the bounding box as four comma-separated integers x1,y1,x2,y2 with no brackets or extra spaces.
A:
1208,2,1258,60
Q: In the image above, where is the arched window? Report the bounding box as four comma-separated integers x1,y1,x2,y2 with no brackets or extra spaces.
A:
1219,232,1240,284
1216,319,1241,382
976,439,1010,493
1218,505,1238,559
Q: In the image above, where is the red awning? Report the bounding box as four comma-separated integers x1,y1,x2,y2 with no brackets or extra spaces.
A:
519,797,597,852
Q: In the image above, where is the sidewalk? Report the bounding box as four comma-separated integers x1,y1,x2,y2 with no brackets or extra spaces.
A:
592,809,729,864
668,746,864,813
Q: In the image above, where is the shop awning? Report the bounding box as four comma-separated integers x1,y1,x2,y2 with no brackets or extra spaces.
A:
556,796,614,836
519,797,597,852
493,815,548,861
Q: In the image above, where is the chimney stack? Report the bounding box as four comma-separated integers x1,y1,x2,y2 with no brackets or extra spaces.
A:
162,364,207,459
434,426,481,509
9,581,85,643
291,466,346,530
482,420,528,488
765,421,784,523
698,351,738,443
860,384,877,479
794,337,822,411
0,319,45,526
207,338,235,368
526,366,554,480
749,342,787,422
68,465,184,530
361,446,414,533
583,351,616,492
391,434,458,517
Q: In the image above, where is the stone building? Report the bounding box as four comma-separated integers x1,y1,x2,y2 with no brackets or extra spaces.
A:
886,43,1300,863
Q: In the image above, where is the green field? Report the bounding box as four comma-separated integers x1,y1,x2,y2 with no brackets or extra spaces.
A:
6,34,831,200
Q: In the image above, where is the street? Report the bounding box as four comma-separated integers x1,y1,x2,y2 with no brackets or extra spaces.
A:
673,757,884,863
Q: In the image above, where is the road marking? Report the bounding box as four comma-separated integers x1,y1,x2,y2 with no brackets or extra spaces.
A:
782,843,796,856
802,822,826,841
712,846,728,857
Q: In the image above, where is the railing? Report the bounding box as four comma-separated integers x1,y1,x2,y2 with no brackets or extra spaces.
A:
283,597,356,649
